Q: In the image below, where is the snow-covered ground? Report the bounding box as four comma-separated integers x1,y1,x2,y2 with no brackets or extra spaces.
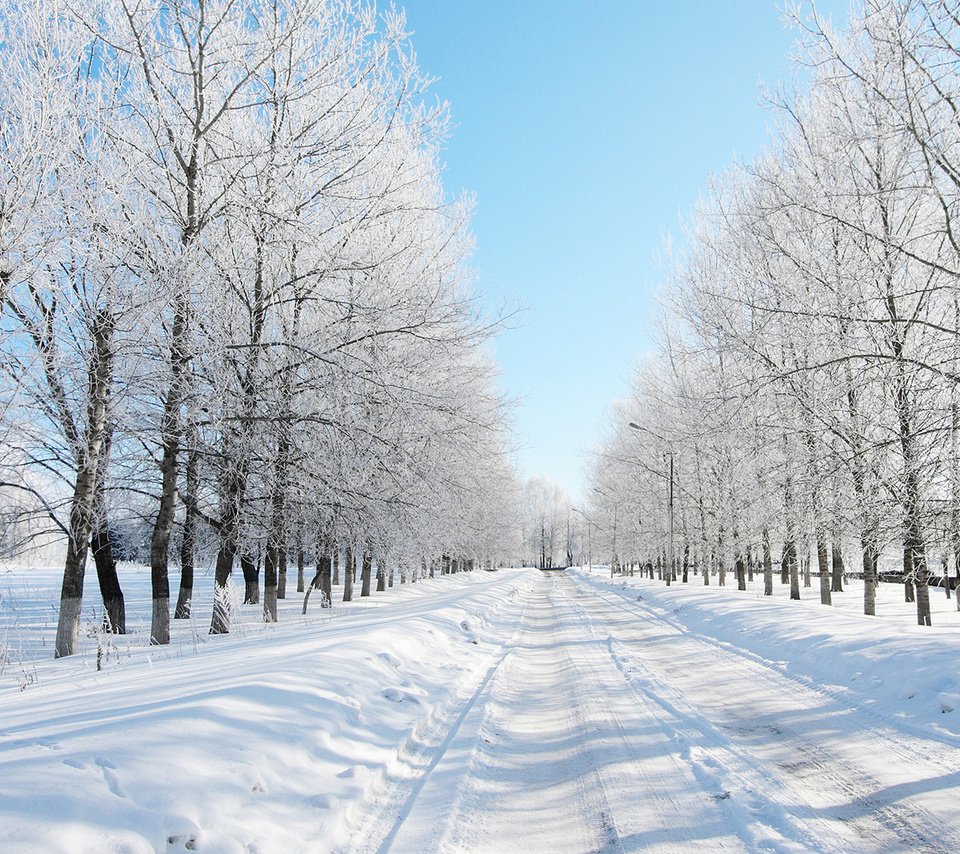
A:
2,564,960,852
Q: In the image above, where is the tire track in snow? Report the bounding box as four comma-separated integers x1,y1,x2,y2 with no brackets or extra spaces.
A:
333,583,532,853
571,574,960,853
377,576,625,853
551,576,808,853
577,572,960,757
439,620,623,854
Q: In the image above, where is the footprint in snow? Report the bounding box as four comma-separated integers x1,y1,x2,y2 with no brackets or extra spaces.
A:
381,688,420,703
167,833,199,851
336,765,371,780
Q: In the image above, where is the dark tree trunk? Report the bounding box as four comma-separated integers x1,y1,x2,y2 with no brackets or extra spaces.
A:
911,542,932,627
210,540,237,635
176,441,199,619
904,545,916,603
149,293,191,647
943,553,951,600
277,548,287,600
90,423,125,635
302,569,323,614
264,546,279,622
360,545,372,597
376,559,387,592
762,528,773,596
241,553,260,605
862,535,877,616
343,546,354,601
321,550,333,607
787,539,800,601
209,452,249,635
297,548,305,593
817,527,831,606
831,533,844,593
92,526,125,634
55,311,114,658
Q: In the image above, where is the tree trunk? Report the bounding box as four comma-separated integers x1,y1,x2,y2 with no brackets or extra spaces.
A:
904,545,916,603
264,546,279,622
92,526,125,634
817,526,831,606
360,545,372,597
376,559,387,592
343,546,354,602
784,459,800,600
862,534,877,617
210,540,237,635
241,553,259,604
831,530,844,593
914,545,932,627
176,441,199,619
762,527,773,596
297,548,305,593
277,548,287,600
148,293,190,647
55,311,114,658
302,569,323,615
90,425,125,635
788,539,800,601
321,550,333,607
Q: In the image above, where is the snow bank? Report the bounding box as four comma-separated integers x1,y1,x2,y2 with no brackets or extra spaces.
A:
0,564,535,852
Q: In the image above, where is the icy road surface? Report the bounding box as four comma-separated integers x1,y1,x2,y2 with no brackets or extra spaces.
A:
344,572,960,854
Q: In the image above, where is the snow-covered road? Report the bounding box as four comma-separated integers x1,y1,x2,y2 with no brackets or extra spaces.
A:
5,564,960,852
344,571,960,853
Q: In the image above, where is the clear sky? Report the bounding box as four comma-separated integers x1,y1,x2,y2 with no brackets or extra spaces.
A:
400,0,847,502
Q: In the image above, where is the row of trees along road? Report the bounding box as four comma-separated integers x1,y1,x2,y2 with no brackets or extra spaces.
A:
0,0,522,657
586,0,960,627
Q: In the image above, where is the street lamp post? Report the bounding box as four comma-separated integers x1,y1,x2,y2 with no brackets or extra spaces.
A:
667,449,674,587
629,421,674,587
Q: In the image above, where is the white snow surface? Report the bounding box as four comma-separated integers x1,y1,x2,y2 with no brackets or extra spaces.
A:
2,563,960,852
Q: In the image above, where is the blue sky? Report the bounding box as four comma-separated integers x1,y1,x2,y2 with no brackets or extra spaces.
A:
400,1,846,501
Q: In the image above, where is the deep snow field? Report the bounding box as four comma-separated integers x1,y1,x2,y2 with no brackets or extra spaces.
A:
2,562,960,853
